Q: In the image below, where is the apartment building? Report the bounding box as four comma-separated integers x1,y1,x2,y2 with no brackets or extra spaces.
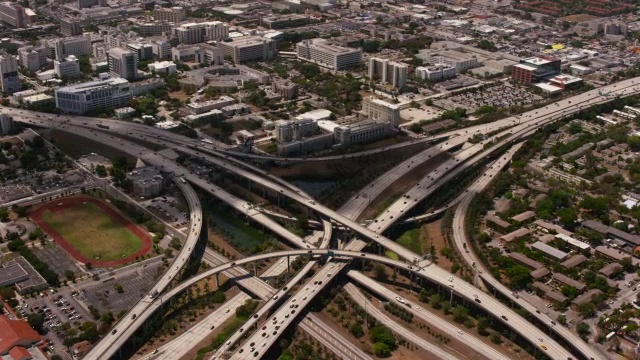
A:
151,39,172,60
55,78,132,114
0,54,20,93
218,36,276,63
152,6,185,23
275,118,318,143
296,38,362,70
368,57,408,88
272,80,298,100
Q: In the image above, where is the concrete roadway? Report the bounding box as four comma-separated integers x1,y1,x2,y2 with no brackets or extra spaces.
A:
300,313,373,360
343,283,461,360
346,270,511,360
84,179,203,360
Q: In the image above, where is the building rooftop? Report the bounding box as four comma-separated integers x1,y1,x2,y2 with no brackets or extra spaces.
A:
561,254,588,268
56,78,129,93
573,289,603,306
531,241,568,260
0,262,28,286
552,273,586,291
555,233,590,251
0,315,40,354
524,57,552,66
499,228,530,242
508,252,543,269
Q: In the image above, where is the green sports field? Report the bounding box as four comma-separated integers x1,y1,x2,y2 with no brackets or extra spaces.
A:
40,202,144,262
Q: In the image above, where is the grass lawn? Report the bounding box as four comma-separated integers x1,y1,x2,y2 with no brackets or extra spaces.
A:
41,203,143,262
395,227,422,254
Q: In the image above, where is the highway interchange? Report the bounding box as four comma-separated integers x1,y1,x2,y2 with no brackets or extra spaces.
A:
7,76,640,360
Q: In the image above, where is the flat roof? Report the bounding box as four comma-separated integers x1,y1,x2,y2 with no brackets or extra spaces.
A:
524,57,551,65
531,241,568,260
514,63,537,71
0,263,28,286
555,233,590,250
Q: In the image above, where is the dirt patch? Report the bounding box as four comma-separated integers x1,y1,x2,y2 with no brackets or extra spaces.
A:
424,219,453,271
169,90,191,101
43,129,136,161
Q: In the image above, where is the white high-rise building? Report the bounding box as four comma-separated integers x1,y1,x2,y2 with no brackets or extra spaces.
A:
415,64,456,82
296,39,361,70
54,55,81,79
0,2,26,28
218,36,276,63
17,45,47,73
0,54,20,93
55,78,132,114
204,21,229,41
361,96,400,128
52,35,92,61
176,23,204,44
368,57,408,88
108,48,137,80
275,118,318,143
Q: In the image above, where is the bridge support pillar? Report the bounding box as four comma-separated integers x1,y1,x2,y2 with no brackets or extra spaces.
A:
215,273,219,288
253,261,257,276
287,256,290,274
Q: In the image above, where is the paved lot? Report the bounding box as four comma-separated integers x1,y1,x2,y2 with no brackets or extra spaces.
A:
82,262,164,314
35,245,84,277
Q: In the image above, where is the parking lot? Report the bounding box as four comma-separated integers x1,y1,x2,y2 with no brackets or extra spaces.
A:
35,245,84,277
82,261,164,314
439,82,543,113
17,291,92,360
141,195,189,231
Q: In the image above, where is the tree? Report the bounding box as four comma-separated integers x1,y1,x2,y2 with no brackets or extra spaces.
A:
95,165,107,177
557,314,567,325
350,323,364,338
557,208,578,230
621,257,634,273
505,265,532,289
452,305,469,323
477,40,497,52
577,322,591,339
27,313,45,333
580,196,608,216
0,207,8,220
490,331,502,344
577,302,596,318
211,291,226,303
373,264,387,281
369,325,396,349
372,342,392,357
429,294,442,309
114,283,124,293
100,311,114,325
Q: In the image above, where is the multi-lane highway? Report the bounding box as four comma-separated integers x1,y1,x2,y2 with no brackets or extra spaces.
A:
10,76,640,359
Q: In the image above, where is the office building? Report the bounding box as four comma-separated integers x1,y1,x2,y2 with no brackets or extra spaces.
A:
0,54,19,93
218,36,277,63
0,315,41,354
186,96,235,114
151,39,172,60
361,96,400,128
296,39,362,70
272,80,298,100
0,2,26,28
511,56,561,84
138,23,174,37
152,6,185,23
108,48,137,80
171,44,202,63
127,42,153,62
60,17,83,36
54,55,81,79
176,23,204,44
275,118,318,143
202,43,224,66
415,64,456,82
55,78,132,114
605,22,627,36
368,57,408,88
52,35,92,61
17,45,46,73
204,21,229,41
127,166,164,198
0,113,13,134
